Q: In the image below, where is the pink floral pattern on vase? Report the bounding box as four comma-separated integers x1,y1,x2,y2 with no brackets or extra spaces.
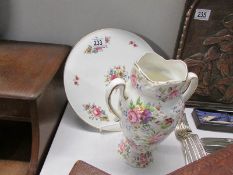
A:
137,152,152,168
168,87,179,99
161,118,174,129
156,85,181,102
105,53,198,167
117,96,178,167
118,139,152,168
131,65,182,102
130,69,143,90
118,139,130,159
105,65,129,85
127,97,156,125
85,36,111,54
83,103,109,121
148,133,165,144
130,72,137,87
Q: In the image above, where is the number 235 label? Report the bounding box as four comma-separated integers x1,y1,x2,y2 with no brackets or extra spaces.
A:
194,9,211,21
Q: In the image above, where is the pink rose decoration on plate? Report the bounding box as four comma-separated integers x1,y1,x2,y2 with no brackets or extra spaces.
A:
92,106,102,117
83,103,109,121
105,65,129,86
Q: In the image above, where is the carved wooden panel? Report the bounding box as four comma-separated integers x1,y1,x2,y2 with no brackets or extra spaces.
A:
175,0,233,110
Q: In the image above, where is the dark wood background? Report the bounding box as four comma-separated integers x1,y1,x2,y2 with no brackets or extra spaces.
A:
174,0,233,110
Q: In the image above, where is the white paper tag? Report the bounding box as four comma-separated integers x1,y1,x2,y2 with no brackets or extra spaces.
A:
194,9,211,21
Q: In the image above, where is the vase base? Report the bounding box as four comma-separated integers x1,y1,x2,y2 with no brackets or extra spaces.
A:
118,139,153,168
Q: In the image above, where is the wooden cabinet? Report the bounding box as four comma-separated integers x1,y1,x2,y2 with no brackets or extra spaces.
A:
0,41,71,175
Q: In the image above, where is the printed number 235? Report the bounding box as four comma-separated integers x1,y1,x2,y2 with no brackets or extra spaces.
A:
197,11,206,18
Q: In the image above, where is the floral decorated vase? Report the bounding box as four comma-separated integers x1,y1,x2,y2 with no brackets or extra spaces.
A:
105,52,198,167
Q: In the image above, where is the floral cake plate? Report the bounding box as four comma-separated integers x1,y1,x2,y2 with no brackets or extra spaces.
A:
64,28,154,132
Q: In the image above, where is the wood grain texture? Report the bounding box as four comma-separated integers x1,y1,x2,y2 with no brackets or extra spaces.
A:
174,0,233,110
0,40,70,100
0,40,71,175
69,160,110,175
169,144,233,175
0,160,29,175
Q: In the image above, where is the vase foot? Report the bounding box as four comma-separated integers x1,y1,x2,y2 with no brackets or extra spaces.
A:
118,139,153,168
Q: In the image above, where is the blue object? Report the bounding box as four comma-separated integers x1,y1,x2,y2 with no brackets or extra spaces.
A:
195,109,233,127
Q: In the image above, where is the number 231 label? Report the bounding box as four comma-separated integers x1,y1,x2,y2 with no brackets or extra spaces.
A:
194,9,211,21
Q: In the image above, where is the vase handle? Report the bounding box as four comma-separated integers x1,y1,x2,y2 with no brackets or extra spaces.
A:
181,72,198,102
105,78,127,121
